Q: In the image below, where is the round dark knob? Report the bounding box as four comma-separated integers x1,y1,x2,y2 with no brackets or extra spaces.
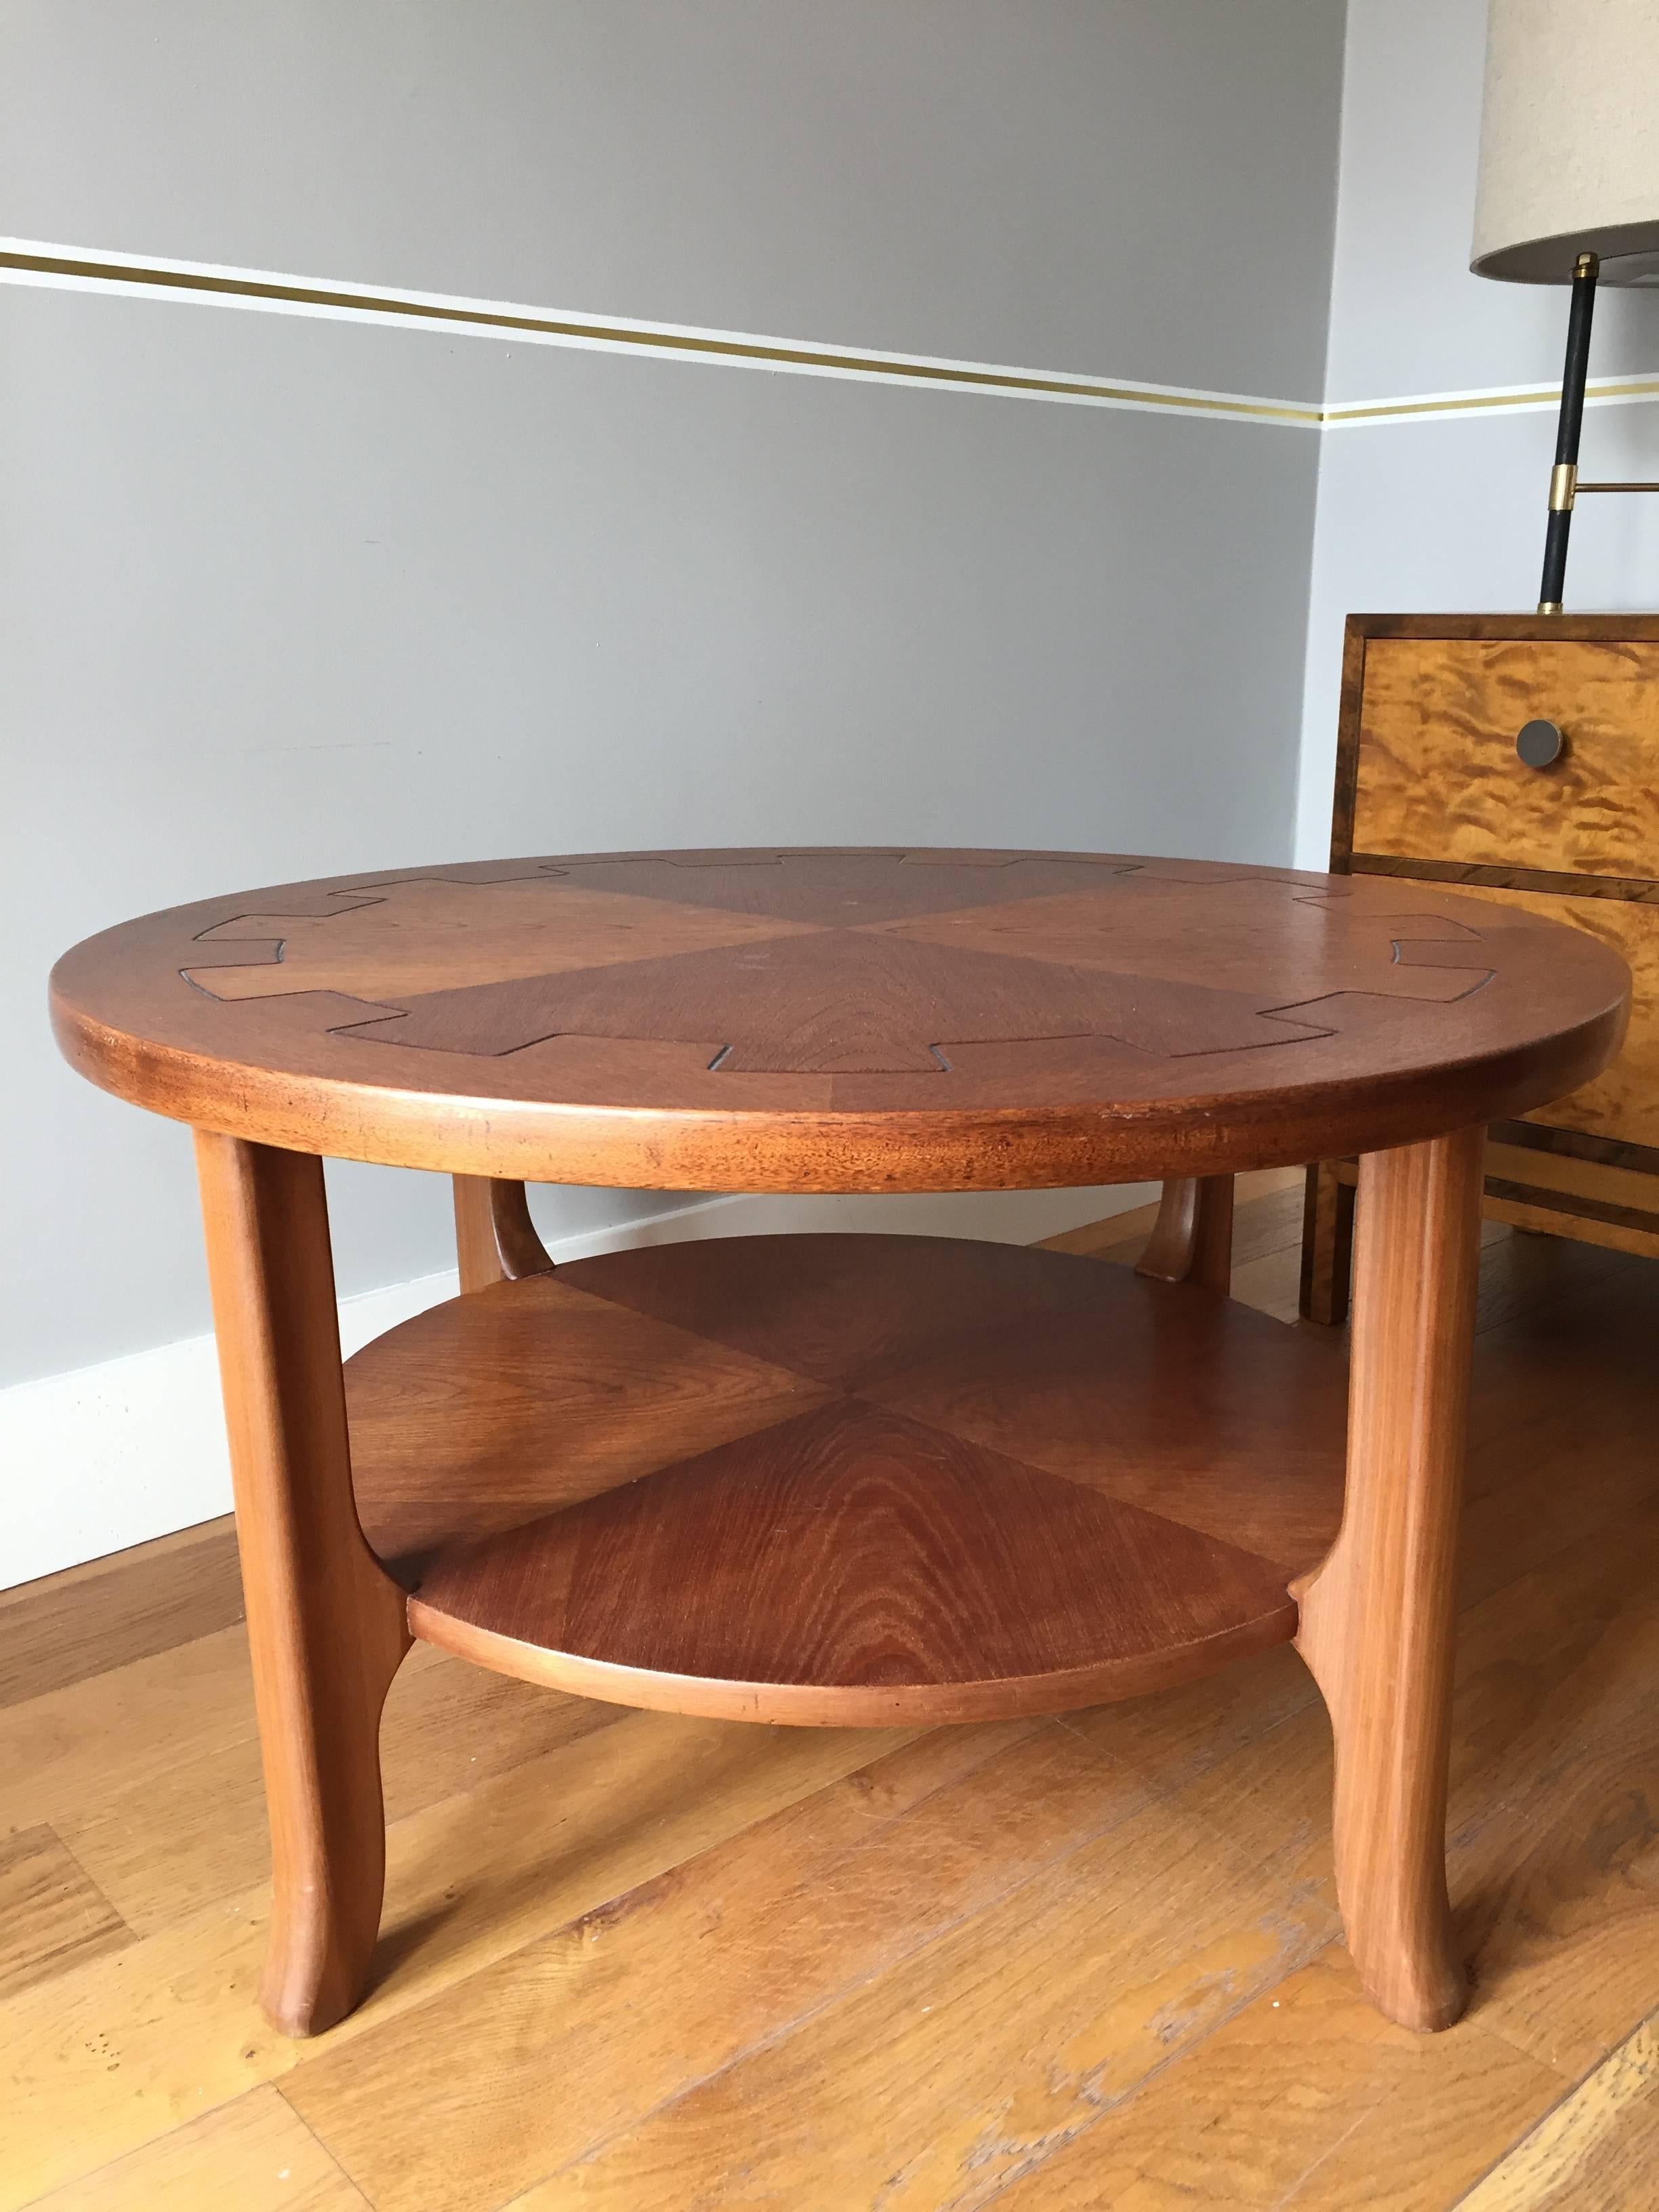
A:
1516,718,1565,769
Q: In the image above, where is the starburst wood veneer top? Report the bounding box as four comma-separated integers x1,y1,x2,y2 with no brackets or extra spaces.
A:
50,848,1631,1189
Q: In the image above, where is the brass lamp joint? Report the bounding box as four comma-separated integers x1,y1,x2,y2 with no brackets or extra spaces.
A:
1549,462,1578,512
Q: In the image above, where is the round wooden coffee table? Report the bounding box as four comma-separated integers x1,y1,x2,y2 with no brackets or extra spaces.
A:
51,848,1629,2042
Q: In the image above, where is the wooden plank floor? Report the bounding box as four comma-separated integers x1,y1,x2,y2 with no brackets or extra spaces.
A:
5,1171,1659,2210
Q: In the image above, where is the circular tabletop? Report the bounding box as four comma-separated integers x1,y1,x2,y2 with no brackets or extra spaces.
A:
51,848,1629,1191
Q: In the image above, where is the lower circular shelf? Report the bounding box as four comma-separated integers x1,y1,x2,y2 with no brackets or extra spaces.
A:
344,1232,1349,1725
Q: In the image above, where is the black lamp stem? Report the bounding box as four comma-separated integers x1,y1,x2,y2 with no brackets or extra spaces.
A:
1538,250,1599,613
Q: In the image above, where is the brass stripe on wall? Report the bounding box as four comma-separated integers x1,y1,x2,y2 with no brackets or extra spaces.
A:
0,248,1321,426
1324,377,1659,427
7,240,1658,431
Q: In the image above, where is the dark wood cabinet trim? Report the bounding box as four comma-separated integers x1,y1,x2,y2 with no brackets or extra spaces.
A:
1345,613,1659,643
1350,855,1659,905
1483,1177,1659,1239
1329,619,1370,870
1489,1118,1659,1178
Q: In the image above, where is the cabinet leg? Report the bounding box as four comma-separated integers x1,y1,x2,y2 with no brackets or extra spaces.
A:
1300,1168,1362,1318
1300,1160,1356,1325
1136,1176,1235,1294
1293,1128,1483,2031
453,1176,555,1293
195,1133,411,2036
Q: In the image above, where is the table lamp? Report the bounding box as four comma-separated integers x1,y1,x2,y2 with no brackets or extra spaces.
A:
1471,0,1659,612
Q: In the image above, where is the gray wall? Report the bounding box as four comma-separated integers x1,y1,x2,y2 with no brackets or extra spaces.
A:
3,0,1345,1389
3,0,1342,393
1295,0,1659,865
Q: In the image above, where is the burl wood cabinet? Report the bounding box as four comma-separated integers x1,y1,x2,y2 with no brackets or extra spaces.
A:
1302,613,1659,1323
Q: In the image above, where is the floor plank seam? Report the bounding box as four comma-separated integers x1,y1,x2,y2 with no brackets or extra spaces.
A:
1267,2097,1380,2211
285,1721,932,2054
272,2081,384,2210
523,1697,1338,2205
7,2087,272,2212
0,1621,259,1726
968,1929,1350,2212
1443,2009,1659,2209
486,1732,1204,2202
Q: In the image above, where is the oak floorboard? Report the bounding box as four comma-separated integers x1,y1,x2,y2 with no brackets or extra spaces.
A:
26,2084,371,2211
1445,1572,1659,2078
495,1708,1342,2211
1436,1528,1659,2105
7,1188,1659,2211
1465,1227,1633,1339
1037,1166,1303,1265
1466,1263,1659,1469
283,1718,1124,2212
1453,2015,1659,2211
0,1624,620,1931
65,1637,623,1933
0,1515,242,1710
985,1951,1563,2212
0,1622,264,1837
1205,1174,1308,1267
0,1824,131,1999
0,1712,914,2209
1076,1638,1323,1791
1461,1389,1659,1614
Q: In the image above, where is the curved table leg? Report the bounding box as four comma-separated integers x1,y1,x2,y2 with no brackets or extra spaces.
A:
453,1176,556,1293
1136,1175,1235,1294
1293,1127,1483,2032
194,1133,411,2036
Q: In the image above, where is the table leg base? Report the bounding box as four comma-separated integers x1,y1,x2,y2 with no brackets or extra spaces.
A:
196,1132,413,2040
1292,1130,1483,2033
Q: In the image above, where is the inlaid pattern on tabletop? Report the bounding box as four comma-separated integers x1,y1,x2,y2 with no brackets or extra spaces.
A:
50,848,1631,1187
347,1233,1350,1723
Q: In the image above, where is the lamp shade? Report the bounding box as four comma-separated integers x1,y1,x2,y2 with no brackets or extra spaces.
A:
1472,0,1659,284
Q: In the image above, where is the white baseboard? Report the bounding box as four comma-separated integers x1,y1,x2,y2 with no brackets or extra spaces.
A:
1,1182,1153,1591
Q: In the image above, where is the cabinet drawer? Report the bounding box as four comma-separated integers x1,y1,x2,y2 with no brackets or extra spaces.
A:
1353,638,1659,881
1458,884,1658,1149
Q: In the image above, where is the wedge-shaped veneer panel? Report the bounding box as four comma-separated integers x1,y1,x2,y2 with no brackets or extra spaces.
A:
345,1234,1350,1725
